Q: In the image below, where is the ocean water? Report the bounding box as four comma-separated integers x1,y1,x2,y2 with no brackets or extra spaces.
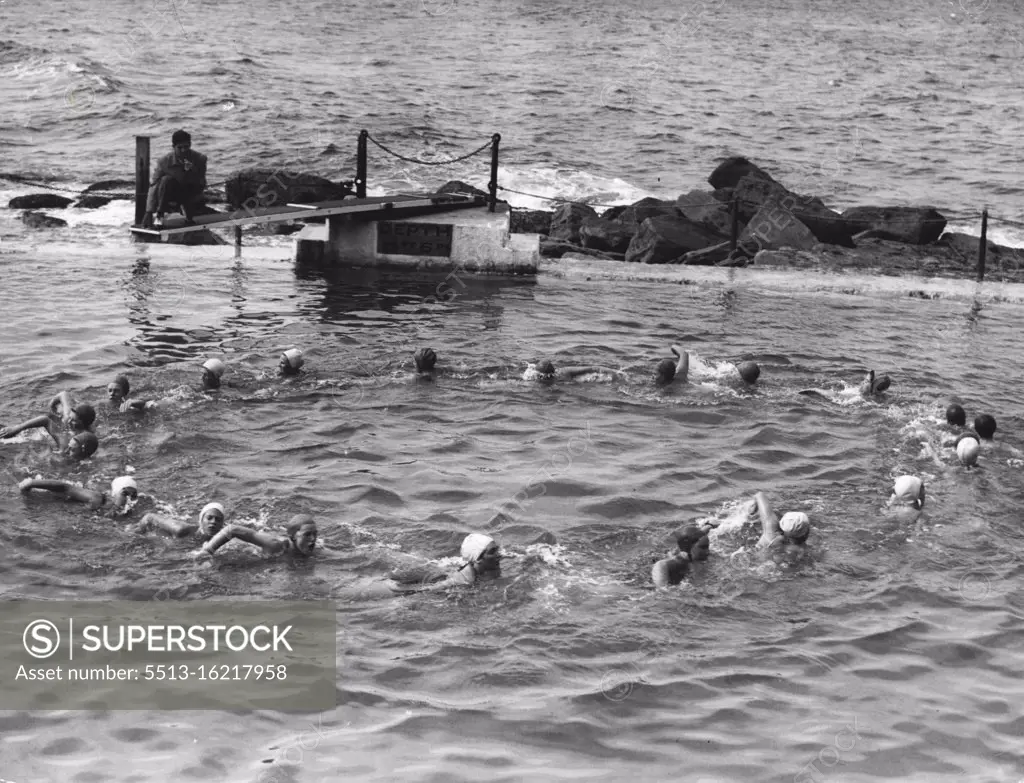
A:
1,0,1024,781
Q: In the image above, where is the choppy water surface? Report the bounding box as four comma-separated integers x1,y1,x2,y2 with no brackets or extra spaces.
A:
0,244,1022,781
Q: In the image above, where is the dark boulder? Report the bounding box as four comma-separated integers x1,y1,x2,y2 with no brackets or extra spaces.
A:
20,210,68,228
224,169,353,209
84,179,134,194
740,201,818,251
436,180,488,198
548,202,600,244
9,194,74,209
624,215,723,264
601,197,679,231
841,206,947,245
73,195,112,209
676,189,734,238
510,209,553,235
708,157,776,190
732,175,855,247
579,219,635,254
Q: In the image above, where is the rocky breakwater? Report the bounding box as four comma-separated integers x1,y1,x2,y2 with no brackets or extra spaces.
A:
510,157,1024,283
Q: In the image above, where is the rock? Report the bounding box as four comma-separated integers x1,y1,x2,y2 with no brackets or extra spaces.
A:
548,203,600,244
540,237,623,261
676,189,734,238
673,240,732,265
937,231,1005,264
20,210,68,228
740,201,818,251
732,175,855,247
708,157,776,190
510,209,553,235
224,168,353,209
840,206,947,245
9,194,74,209
579,219,635,253
624,215,723,264
753,248,820,268
601,197,679,231
271,223,303,236
167,229,227,246
83,179,134,194
436,180,488,198
72,195,112,209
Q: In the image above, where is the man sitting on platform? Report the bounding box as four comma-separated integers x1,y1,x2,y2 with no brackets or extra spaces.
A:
142,129,208,228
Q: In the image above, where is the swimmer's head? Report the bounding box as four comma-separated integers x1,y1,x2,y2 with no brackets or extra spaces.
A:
66,431,98,461
109,476,138,509
956,436,980,467
889,475,925,510
414,347,437,373
285,514,318,556
536,360,556,380
946,404,966,427
737,361,760,384
861,370,891,395
198,502,226,536
652,553,690,587
461,532,500,572
279,348,304,376
202,358,225,389
675,524,710,561
70,403,96,431
974,413,996,440
779,511,811,544
655,358,676,385
107,375,130,403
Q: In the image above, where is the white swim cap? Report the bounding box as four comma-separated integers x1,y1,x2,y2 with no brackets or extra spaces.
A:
281,348,304,370
110,476,137,496
891,475,925,509
779,511,810,539
460,533,496,563
199,502,225,520
956,438,980,467
202,358,226,378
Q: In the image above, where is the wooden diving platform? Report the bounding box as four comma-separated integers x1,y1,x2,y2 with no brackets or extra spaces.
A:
129,193,487,240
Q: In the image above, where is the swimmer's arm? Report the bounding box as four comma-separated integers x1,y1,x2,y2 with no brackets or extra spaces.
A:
0,415,51,438
51,391,75,424
131,512,196,538
671,345,689,382
753,492,782,549
557,365,626,380
18,479,102,506
119,398,155,412
196,524,283,557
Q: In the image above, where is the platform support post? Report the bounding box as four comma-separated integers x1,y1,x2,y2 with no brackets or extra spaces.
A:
977,208,988,282
356,130,368,198
134,136,150,227
488,133,501,213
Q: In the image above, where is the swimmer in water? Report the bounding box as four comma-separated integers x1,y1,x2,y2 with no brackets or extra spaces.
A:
414,347,438,378
279,348,305,377
946,403,966,428
736,360,760,385
651,524,711,587
1,394,96,440
1,414,99,461
108,374,157,412
389,533,502,593
751,492,811,550
201,358,226,390
532,359,625,383
859,369,892,397
129,501,227,540
18,475,138,512
887,475,925,510
974,413,996,440
955,433,981,467
191,513,318,560
655,345,690,385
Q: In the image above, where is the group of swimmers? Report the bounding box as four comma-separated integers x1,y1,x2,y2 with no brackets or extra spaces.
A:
1,343,1003,591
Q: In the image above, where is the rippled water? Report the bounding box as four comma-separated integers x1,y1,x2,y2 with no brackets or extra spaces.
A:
2,0,1024,779
0,242,1023,781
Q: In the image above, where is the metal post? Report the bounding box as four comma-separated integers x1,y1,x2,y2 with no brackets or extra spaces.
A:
234,225,242,258
729,197,739,252
977,208,988,282
134,136,150,227
488,133,501,212
356,130,368,199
